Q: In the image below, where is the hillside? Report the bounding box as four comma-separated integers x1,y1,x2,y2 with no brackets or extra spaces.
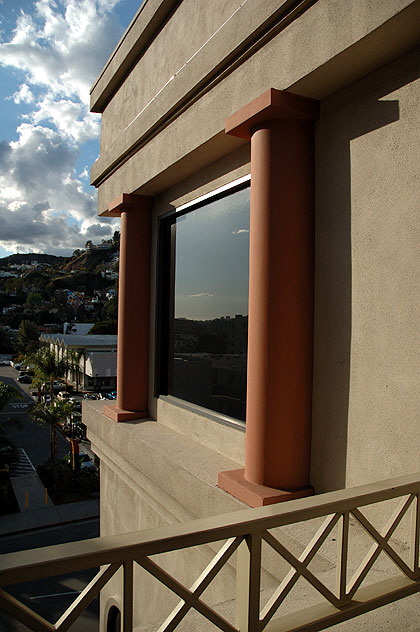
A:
0,237,120,334
0,253,68,267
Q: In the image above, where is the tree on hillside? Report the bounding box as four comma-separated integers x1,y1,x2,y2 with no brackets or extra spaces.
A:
26,292,42,308
17,319,39,355
0,325,14,354
89,320,117,335
104,295,118,321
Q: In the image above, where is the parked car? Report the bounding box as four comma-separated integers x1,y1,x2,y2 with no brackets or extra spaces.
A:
0,360,10,366
79,452,96,471
69,400,82,412
65,450,95,470
83,393,100,400
19,369,34,376
17,375,32,383
104,391,117,400
57,391,71,400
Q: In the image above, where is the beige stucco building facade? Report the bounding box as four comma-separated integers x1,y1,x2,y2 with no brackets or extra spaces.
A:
84,1,420,629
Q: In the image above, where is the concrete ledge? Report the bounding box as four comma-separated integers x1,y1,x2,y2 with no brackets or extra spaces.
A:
83,400,247,524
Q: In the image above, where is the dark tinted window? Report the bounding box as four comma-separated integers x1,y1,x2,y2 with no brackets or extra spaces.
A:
157,184,249,421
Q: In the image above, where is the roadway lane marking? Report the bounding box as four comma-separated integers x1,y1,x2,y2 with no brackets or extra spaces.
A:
9,448,36,477
30,591,81,600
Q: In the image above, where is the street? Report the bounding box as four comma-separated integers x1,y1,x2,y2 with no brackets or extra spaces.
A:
0,519,100,632
0,365,70,466
0,364,100,631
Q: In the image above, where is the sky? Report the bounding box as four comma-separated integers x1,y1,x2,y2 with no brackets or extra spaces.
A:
175,186,249,320
0,0,141,258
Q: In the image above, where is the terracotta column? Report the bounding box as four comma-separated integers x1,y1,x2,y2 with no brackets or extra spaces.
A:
218,89,319,506
103,194,153,422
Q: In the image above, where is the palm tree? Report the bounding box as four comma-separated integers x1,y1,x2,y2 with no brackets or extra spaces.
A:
26,347,67,402
0,381,22,440
29,400,73,472
0,382,19,411
63,349,84,393
0,382,22,472
25,348,69,477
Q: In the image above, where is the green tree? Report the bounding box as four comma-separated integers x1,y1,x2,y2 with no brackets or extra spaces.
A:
64,349,84,392
88,320,117,334
26,292,42,307
0,325,14,354
26,348,67,401
0,381,22,445
104,296,118,321
0,382,19,411
17,319,39,354
29,400,72,470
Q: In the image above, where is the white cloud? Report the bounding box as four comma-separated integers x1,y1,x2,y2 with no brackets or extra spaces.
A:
0,0,126,255
28,94,100,144
232,229,249,235
0,0,123,105
12,83,34,104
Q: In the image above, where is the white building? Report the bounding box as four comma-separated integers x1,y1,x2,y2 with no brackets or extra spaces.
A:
40,333,117,392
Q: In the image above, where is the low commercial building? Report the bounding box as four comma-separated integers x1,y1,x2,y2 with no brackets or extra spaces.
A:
82,1,420,630
40,333,117,392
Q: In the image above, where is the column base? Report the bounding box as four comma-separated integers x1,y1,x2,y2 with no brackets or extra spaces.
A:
103,404,149,422
218,468,313,507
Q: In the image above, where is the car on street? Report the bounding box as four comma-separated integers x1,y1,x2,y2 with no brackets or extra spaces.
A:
79,452,96,471
53,381,67,392
103,391,117,400
17,374,32,383
57,391,72,400
65,449,96,469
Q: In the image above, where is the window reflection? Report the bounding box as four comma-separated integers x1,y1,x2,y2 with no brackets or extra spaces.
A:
161,185,249,421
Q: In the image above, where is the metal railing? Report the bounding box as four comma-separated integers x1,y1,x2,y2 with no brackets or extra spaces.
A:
1,472,420,632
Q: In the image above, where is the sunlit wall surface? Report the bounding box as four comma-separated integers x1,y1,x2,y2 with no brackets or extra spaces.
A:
158,184,250,421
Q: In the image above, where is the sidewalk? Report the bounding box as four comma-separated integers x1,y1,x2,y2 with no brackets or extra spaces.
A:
0,469,99,536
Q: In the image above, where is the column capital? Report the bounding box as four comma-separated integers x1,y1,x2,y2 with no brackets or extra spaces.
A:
225,89,319,140
106,193,153,217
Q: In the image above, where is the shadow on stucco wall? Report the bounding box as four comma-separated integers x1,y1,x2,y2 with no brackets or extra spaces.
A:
311,47,420,492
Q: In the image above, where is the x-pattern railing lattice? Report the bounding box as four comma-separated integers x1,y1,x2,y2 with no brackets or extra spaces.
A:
0,473,420,632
